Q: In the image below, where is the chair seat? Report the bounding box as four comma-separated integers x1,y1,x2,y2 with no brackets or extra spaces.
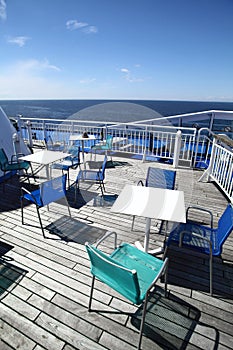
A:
23,189,43,207
4,161,30,171
77,170,103,182
167,222,219,255
111,243,164,303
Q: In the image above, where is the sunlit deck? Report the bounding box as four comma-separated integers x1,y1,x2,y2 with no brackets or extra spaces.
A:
0,151,232,350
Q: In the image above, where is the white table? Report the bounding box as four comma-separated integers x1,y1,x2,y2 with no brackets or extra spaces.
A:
69,134,96,169
111,185,186,253
19,150,70,179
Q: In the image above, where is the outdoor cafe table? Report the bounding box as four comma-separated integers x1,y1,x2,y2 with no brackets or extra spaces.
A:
69,134,96,169
111,184,186,253
19,150,70,179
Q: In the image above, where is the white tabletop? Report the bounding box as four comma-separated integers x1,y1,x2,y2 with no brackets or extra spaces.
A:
69,134,96,141
19,150,70,165
111,185,186,223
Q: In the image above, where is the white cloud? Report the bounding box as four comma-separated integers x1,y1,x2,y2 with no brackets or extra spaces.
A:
82,26,98,34
66,19,98,34
120,67,144,83
66,19,88,31
0,59,64,99
121,68,129,73
7,36,30,47
0,0,6,20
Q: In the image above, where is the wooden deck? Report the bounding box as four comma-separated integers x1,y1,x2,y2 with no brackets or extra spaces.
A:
0,151,232,350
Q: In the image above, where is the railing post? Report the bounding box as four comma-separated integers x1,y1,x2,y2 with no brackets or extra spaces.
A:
142,126,149,162
173,130,182,168
43,120,47,142
26,120,33,148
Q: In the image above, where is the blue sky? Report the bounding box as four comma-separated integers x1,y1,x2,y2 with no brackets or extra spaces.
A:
0,0,233,101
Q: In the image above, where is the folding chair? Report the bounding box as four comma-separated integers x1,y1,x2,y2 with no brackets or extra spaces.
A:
86,231,168,350
21,174,71,238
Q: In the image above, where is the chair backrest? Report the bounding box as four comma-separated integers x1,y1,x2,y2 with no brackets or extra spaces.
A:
216,204,233,252
39,174,67,206
86,243,141,304
146,167,176,190
106,135,113,148
0,148,9,167
67,146,80,162
98,155,107,180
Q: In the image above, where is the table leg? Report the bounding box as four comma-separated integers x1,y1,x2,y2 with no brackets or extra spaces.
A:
81,140,86,169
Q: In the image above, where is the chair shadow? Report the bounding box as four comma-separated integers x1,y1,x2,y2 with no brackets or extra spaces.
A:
131,288,218,350
46,216,107,244
164,245,233,297
0,242,28,300
66,186,101,209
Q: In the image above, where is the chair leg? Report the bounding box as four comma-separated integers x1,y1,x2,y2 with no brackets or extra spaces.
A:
209,252,213,296
21,198,24,225
88,276,96,311
137,292,149,350
131,215,135,230
36,207,46,238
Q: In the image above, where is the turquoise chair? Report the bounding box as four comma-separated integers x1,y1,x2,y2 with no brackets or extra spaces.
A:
85,231,169,350
21,174,71,238
165,204,233,295
91,134,113,161
0,148,33,186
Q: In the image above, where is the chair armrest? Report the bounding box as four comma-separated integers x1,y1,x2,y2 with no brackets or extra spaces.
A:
94,230,117,250
147,257,169,292
11,153,26,163
21,186,38,204
186,206,213,229
179,230,213,253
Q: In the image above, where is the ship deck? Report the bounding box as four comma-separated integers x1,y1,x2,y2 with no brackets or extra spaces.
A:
0,150,232,350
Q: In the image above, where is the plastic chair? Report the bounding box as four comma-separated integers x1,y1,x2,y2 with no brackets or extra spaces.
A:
91,134,113,161
164,203,233,295
21,174,71,238
85,231,168,350
0,148,33,185
74,155,107,201
132,167,177,230
52,146,81,188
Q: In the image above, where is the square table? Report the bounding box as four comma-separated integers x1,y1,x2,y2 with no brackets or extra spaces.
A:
111,184,186,253
69,134,96,169
19,150,71,179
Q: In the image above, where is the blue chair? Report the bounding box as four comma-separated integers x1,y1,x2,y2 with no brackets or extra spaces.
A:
132,167,177,230
0,148,33,186
74,155,107,201
91,134,113,161
52,146,81,188
165,204,233,295
85,231,168,350
21,174,71,238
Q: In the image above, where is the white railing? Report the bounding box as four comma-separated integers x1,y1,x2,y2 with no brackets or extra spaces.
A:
20,117,198,165
199,137,233,203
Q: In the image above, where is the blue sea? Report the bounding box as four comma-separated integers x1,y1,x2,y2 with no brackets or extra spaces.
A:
0,100,233,122
1,100,233,130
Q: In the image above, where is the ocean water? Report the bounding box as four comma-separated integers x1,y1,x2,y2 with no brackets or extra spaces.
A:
1,99,233,122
